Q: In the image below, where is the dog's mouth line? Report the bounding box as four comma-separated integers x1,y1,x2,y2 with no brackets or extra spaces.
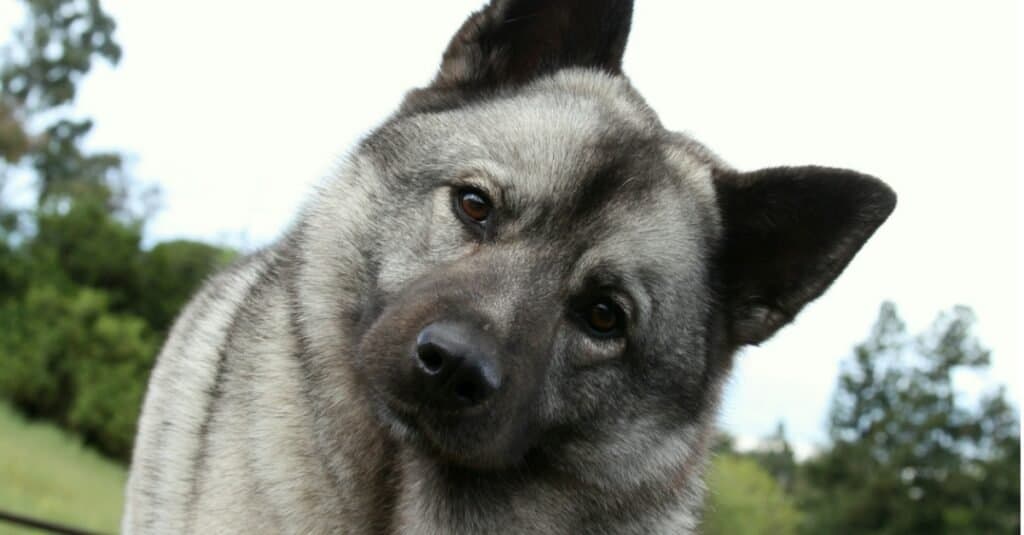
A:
371,392,475,461
367,383,514,446
377,400,532,471
363,383,420,420
371,383,500,422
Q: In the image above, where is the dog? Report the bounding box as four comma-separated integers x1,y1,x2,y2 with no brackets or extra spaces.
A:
123,1,895,533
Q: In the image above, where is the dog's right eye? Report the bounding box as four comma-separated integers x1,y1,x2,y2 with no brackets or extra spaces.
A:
587,302,619,334
576,298,626,339
454,188,492,226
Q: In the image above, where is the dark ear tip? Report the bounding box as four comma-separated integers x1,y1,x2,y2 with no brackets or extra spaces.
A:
874,179,897,221
842,169,898,224
790,166,897,224
716,165,897,221
876,178,897,213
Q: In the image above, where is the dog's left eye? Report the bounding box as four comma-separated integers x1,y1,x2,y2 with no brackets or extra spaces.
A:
455,188,492,224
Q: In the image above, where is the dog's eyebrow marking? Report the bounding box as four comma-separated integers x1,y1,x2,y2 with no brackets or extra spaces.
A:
567,154,655,224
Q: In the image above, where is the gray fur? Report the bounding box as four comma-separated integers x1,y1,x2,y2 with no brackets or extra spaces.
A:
124,2,895,533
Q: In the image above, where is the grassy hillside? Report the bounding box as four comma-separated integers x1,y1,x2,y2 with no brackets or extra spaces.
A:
0,403,125,534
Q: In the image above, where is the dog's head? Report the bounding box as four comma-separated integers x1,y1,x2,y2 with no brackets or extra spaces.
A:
297,0,895,474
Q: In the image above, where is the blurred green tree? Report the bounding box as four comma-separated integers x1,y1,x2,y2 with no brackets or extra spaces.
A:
1,0,125,211
746,421,799,494
799,303,1020,534
705,454,803,535
2,0,120,110
0,285,157,458
133,239,236,333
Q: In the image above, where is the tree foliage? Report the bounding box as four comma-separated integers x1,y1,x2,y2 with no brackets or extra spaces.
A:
799,303,1020,534
745,421,799,494
0,0,232,461
704,454,803,535
2,0,121,111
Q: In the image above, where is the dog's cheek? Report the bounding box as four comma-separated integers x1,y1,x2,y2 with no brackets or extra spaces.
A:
374,188,469,297
426,187,475,261
537,332,629,427
566,333,626,367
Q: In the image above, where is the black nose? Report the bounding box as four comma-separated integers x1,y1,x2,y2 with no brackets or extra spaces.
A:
414,322,502,408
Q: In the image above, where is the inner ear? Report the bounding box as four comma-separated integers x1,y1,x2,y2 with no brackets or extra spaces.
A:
714,166,896,347
432,0,634,90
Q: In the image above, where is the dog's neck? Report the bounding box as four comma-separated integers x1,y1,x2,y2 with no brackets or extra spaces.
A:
384,430,709,534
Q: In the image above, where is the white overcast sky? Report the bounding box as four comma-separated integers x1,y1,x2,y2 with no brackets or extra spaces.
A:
2,1,1021,454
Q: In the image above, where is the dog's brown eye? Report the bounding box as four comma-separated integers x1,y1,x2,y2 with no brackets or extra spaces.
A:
457,190,491,223
586,301,621,335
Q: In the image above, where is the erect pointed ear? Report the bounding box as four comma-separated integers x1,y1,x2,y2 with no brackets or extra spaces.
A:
713,166,896,347
432,0,634,90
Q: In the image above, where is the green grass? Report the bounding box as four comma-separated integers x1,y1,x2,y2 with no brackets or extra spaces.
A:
0,402,125,535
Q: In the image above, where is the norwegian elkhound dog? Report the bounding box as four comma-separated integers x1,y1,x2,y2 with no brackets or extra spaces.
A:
123,1,895,533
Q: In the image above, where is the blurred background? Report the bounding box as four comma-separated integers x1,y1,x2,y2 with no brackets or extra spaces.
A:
0,1,1019,533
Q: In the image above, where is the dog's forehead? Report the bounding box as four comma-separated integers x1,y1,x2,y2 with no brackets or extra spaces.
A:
365,70,721,262
465,73,719,251
398,72,715,204
466,71,662,189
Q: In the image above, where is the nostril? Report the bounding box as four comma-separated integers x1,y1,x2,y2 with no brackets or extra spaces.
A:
417,344,445,374
453,379,480,404
413,322,502,408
